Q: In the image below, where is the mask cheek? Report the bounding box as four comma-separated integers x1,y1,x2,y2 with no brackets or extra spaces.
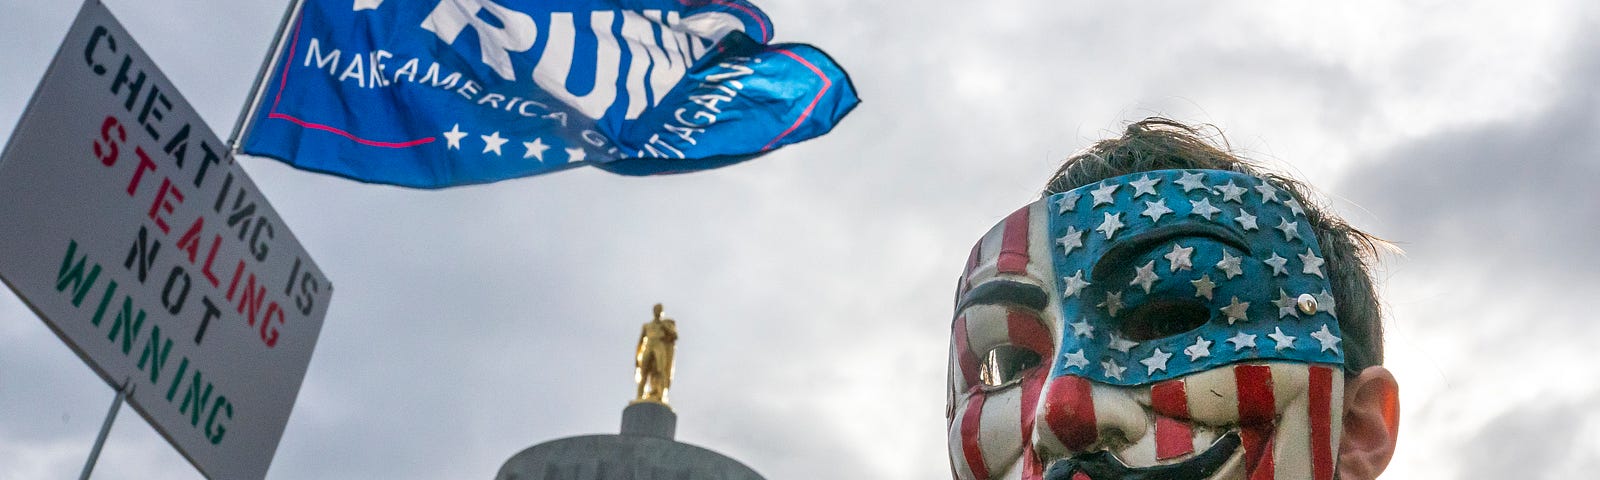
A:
1181,363,1345,480
949,388,1029,480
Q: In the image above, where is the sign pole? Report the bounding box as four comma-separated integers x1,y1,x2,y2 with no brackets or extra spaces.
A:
78,379,131,480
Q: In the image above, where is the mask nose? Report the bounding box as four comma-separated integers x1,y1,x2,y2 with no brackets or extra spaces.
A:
1032,374,1150,463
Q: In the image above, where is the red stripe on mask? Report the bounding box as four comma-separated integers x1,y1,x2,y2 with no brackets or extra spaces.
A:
1235,364,1276,479
998,206,1031,275
1151,379,1194,460
1044,375,1098,452
1309,365,1334,480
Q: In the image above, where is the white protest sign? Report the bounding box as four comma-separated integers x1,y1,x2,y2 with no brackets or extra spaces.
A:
0,2,333,478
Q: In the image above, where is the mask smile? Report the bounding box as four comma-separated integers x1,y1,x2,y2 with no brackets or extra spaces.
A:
1043,432,1240,480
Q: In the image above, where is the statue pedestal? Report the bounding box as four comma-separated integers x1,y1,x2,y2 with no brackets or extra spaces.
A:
494,403,764,480
620,402,676,439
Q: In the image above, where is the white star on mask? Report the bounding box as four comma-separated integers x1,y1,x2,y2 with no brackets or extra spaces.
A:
1184,336,1213,361
1130,260,1160,294
1189,198,1222,220
1091,183,1120,207
1234,209,1259,230
522,137,550,160
1129,174,1161,198
1061,270,1091,298
481,131,509,155
1164,243,1194,272
1268,327,1297,350
1057,226,1085,256
442,124,467,149
1175,171,1208,192
1215,180,1247,203
1108,332,1139,353
1273,289,1300,319
1314,289,1337,316
1141,348,1173,375
1226,331,1257,352
1070,320,1095,338
1222,296,1250,324
1285,198,1306,217
1102,359,1127,380
1254,183,1280,204
1264,252,1289,276
1100,291,1124,317
1311,324,1342,352
1275,218,1301,242
1142,200,1174,223
1063,350,1090,370
1055,190,1082,214
1215,251,1243,279
1191,274,1217,300
1299,248,1326,278
1097,212,1124,239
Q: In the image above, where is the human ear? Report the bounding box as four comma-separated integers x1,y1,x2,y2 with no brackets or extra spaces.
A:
1336,366,1399,480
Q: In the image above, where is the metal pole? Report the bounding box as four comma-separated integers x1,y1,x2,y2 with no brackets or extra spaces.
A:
227,0,305,153
79,380,132,480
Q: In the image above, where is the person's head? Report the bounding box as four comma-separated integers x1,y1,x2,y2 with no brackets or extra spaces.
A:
946,118,1398,480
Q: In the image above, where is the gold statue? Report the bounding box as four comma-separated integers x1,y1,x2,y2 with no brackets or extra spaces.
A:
634,303,678,404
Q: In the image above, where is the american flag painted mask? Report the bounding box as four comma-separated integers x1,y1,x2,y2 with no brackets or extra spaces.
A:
949,170,1346,480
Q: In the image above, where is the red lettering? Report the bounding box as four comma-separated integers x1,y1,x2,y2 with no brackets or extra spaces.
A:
95,116,125,166
200,235,222,288
261,301,284,348
175,217,203,263
127,147,157,196
235,273,265,327
225,259,245,300
148,178,183,234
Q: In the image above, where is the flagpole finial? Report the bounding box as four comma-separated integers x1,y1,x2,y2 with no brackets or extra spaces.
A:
634,303,678,406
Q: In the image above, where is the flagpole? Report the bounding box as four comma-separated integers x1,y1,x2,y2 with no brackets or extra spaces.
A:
227,0,305,153
78,379,131,480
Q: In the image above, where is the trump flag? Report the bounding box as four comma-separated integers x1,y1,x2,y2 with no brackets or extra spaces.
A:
239,0,858,188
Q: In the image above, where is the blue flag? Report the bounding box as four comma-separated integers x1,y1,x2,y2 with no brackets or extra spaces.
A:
240,0,858,188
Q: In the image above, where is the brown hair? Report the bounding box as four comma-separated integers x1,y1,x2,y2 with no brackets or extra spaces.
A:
1042,118,1387,374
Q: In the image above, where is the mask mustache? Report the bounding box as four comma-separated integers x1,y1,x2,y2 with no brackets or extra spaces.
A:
1043,431,1240,480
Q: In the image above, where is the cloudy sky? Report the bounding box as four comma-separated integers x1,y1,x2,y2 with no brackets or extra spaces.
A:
3,0,1598,479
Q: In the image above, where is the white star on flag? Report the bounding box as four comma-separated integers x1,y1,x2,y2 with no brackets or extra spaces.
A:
1274,289,1300,319
1061,270,1091,298
522,137,550,160
1275,217,1300,242
1063,350,1090,370
1091,182,1120,207
442,124,467,150
1215,251,1243,279
1055,190,1081,214
480,131,508,155
1102,359,1127,380
1130,260,1160,294
1299,248,1326,278
1184,336,1212,360
1100,291,1124,317
1227,331,1257,352
1215,180,1247,203
1142,200,1174,223
1268,327,1297,350
1189,197,1221,220
1070,319,1095,338
1140,348,1173,374
1129,174,1160,198
1311,324,1342,352
1057,226,1085,256
1254,183,1280,204
1108,332,1139,353
1097,212,1124,239
1285,198,1306,217
1234,209,1258,230
1164,243,1194,272
1191,274,1216,300
565,147,587,162
1175,171,1208,192
1264,252,1289,276
1221,296,1250,324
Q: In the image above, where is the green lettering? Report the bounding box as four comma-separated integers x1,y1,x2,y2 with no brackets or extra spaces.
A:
106,297,145,355
179,369,212,427
165,357,190,401
137,324,174,384
55,240,102,306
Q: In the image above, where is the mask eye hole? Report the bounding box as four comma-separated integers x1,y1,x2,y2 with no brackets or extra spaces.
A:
1118,298,1210,342
978,345,1041,390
